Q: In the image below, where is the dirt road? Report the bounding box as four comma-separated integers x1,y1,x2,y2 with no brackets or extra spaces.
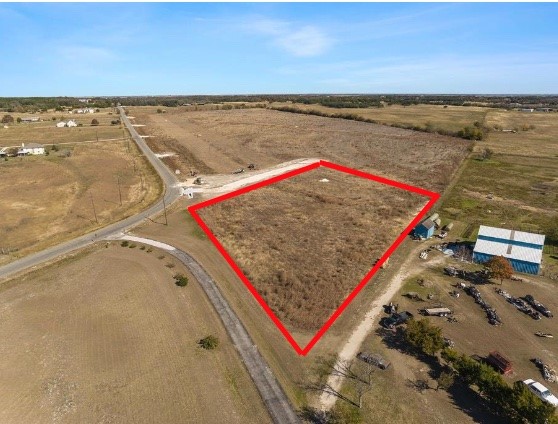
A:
318,244,446,411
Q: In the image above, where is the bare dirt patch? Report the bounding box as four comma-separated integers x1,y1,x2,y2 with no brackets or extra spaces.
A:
0,244,270,424
197,167,428,334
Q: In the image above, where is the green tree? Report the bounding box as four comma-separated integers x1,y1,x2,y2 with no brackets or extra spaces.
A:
436,371,455,391
174,273,189,287
198,335,219,350
404,318,445,356
486,255,514,285
91,118,99,126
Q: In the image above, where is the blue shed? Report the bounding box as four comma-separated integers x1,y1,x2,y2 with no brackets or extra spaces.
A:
414,219,435,239
472,225,545,275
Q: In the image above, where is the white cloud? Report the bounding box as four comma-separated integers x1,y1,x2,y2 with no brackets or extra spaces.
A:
243,17,333,57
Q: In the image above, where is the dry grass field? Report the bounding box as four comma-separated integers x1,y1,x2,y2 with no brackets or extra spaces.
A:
0,109,125,147
130,106,470,195
0,244,270,424
197,167,427,333
270,102,489,134
0,140,161,266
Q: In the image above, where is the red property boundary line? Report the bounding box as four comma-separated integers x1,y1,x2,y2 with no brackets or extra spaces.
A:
188,160,440,356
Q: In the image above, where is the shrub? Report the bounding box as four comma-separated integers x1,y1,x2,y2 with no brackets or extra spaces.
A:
198,335,219,350
91,118,99,126
174,273,189,287
165,262,175,268
1,114,14,124
120,240,129,247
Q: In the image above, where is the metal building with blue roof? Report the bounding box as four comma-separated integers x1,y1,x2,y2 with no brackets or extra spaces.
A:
472,225,545,275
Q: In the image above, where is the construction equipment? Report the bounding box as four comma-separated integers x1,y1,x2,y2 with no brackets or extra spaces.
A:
232,168,245,174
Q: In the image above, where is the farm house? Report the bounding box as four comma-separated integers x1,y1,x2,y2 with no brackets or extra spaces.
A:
414,219,435,239
472,225,545,275
17,143,45,156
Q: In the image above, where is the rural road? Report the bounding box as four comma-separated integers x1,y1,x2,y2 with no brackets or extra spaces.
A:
119,235,300,424
0,109,301,423
0,107,181,282
318,244,446,412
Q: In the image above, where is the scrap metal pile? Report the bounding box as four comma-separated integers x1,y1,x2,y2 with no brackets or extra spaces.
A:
465,285,502,326
532,358,557,383
495,288,542,320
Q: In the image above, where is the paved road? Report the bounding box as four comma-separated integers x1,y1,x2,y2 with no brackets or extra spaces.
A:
0,107,181,282
119,235,300,424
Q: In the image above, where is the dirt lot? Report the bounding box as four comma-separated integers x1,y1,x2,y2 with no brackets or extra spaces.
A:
0,140,161,265
0,109,125,148
196,166,427,335
130,106,470,195
0,244,270,424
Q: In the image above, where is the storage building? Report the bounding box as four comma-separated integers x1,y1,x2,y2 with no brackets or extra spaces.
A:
414,219,435,239
472,225,545,275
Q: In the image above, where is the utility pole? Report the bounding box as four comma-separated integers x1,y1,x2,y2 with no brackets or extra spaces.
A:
96,130,99,142
90,192,99,224
162,196,168,225
117,176,122,206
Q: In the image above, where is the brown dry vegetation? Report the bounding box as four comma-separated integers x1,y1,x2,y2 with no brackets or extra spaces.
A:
130,107,470,195
0,140,161,265
0,244,270,424
198,167,426,332
269,102,489,134
0,109,125,147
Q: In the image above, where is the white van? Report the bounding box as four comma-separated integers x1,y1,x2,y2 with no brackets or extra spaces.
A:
523,379,558,407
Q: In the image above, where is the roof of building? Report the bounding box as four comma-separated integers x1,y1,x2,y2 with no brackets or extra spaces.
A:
474,239,543,264
23,143,44,149
419,219,435,230
478,225,545,245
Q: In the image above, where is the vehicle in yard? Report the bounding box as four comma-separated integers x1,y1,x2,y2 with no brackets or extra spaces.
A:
421,307,452,317
487,351,513,375
357,352,391,370
524,295,553,318
380,311,414,329
523,379,558,407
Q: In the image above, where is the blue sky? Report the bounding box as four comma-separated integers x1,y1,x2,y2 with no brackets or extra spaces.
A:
1,3,557,95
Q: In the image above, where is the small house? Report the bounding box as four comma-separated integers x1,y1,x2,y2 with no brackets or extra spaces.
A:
17,143,45,156
66,120,77,127
56,121,66,128
21,117,40,123
414,219,435,239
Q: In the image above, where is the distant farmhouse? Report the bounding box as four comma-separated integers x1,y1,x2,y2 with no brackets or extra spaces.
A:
20,117,40,123
17,143,45,156
56,120,78,127
473,225,545,275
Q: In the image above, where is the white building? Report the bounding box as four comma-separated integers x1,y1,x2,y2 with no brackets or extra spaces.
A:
56,121,66,128
18,143,45,156
66,120,78,127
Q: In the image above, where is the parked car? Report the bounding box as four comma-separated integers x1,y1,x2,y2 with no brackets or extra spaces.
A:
523,379,558,407
380,311,413,329
357,352,391,370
